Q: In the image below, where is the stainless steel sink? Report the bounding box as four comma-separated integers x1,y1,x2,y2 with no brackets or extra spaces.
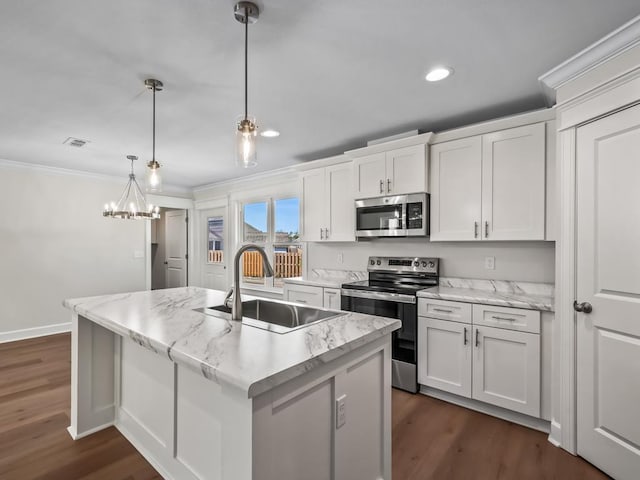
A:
197,299,345,334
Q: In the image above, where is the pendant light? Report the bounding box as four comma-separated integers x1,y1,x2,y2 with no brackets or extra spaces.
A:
145,78,163,191
103,155,160,220
234,2,260,168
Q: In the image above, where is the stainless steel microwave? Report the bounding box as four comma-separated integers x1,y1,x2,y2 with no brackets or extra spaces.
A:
355,193,429,237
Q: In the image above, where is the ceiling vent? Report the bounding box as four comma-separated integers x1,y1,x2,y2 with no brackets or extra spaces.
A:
63,137,89,148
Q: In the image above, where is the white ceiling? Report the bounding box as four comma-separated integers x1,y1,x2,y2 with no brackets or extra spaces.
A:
1,1,639,188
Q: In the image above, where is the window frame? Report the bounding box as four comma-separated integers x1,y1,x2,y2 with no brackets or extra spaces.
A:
239,195,302,291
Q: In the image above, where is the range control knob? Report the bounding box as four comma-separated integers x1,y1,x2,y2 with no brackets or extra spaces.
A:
421,261,427,267
376,260,381,266
413,261,420,267
427,261,435,268
370,260,375,266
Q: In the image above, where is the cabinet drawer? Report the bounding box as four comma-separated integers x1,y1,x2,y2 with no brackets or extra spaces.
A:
472,304,540,334
284,284,324,308
418,298,472,324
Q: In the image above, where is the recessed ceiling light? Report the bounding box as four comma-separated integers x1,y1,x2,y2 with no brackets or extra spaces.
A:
425,67,453,82
260,129,280,138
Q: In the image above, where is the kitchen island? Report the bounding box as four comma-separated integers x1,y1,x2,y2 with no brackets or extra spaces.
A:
63,287,400,480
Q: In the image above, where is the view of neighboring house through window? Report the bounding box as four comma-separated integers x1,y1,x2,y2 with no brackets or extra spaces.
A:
207,216,224,263
241,197,301,288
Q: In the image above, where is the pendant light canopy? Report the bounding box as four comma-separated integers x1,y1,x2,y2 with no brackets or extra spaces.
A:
234,1,260,168
145,78,163,191
103,155,160,220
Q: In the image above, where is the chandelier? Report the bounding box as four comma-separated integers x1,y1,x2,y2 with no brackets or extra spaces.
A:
234,1,260,168
103,155,160,220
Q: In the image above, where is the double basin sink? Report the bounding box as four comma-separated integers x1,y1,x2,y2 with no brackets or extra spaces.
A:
198,299,345,334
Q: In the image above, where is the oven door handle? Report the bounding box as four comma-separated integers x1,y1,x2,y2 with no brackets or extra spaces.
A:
341,288,416,304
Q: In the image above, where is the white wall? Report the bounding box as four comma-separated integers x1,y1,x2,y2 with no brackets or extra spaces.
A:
0,164,147,341
309,239,555,283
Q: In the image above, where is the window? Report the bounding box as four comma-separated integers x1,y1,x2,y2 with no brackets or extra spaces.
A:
241,197,302,289
207,216,224,263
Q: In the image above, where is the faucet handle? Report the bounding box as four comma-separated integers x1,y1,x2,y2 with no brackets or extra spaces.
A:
224,288,234,308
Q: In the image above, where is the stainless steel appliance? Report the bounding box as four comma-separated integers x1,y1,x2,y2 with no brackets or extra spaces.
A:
341,256,439,393
355,193,428,238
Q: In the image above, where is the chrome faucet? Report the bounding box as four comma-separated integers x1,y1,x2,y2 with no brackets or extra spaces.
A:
226,244,274,321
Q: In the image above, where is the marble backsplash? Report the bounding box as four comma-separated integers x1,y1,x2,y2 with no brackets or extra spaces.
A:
439,277,554,297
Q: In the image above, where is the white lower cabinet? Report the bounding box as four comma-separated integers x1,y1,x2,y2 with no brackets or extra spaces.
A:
418,300,541,418
472,325,540,417
284,283,342,310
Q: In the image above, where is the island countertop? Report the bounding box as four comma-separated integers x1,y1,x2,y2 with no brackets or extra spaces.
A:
63,287,400,398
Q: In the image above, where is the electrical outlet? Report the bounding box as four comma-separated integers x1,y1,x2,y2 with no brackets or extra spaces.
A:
133,250,145,259
336,394,347,429
485,256,495,270
337,252,344,264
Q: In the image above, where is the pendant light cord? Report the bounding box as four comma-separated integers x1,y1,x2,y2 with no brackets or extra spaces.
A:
152,85,156,162
244,6,248,120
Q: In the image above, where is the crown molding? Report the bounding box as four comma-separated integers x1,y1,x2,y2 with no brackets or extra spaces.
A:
0,158,192,196
539,14,640,105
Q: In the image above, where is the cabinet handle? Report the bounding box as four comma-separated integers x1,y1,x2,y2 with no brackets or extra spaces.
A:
320,228,324,240
463,327,468,345
433,308,453,313
325,228,329,239
296,299,308,304
387,178,392,193
492,315,516,322
326,291,336,296
485,221,489,238
475,329,479,347
379,180,384,194
474,221,478,239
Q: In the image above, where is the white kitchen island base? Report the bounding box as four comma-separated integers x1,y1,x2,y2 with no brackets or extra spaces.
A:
69,313,392,480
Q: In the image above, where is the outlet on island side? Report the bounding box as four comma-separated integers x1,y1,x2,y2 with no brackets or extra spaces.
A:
336,394,347,429
485,256,495,270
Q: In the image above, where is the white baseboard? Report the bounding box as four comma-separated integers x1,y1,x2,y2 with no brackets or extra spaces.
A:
420,386,551,434
67,422,114,441
548,420,562,447
0,322,71,344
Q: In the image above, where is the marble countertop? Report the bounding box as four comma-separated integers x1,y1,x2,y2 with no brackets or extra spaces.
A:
417,278,555,312
284,269,367,289
63,287,400,398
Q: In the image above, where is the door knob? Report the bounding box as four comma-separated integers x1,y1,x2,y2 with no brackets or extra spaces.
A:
573,301,593,314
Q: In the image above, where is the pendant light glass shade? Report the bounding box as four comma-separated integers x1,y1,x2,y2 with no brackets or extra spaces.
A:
144,79,163,192
236,115,257,167
103,155,160,220
234,2,259,168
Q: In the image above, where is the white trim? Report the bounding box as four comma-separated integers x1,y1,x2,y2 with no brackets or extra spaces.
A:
0,322,70,344
549,420,562,447
539,14,640,104
66,422,114,441
420,386,551,434
345,132,433,157
115,423,175,480
195,196,229,210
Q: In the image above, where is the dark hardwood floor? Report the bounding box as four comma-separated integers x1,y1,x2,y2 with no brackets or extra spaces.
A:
0,334,609,480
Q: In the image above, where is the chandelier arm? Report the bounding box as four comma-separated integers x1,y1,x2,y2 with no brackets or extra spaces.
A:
114,180,130,211
133,176,149,211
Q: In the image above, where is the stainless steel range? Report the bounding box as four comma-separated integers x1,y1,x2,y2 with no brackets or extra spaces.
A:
341,256,439,393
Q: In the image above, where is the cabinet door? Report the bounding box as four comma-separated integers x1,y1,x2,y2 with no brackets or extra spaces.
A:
323,288,341,310
386,144,427,195
284,284,324,308
417,317,472,397
325,163,355,241
472,325,540,417
301,168,326,242
482,123,546,240
353,153,386,198
430,136,483,241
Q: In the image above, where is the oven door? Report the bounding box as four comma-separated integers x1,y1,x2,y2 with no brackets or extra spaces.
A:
355,196,406,237
341,289,417,392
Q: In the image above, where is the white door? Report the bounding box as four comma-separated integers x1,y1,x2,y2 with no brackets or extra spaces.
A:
417,317,472,397
200,207,228,291
472,325,540,417
353,153,386,198
325,163,354,241
165,209,187,288
430,136,483,241
482,123,546,240
576,104,640,480
301,168,325,242
386,144,426,195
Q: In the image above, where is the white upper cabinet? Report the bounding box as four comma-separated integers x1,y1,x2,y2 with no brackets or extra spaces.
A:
430,136,482,241
430,122,547,241
482,123,546,240
353,144,428,198
301,162,354,242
